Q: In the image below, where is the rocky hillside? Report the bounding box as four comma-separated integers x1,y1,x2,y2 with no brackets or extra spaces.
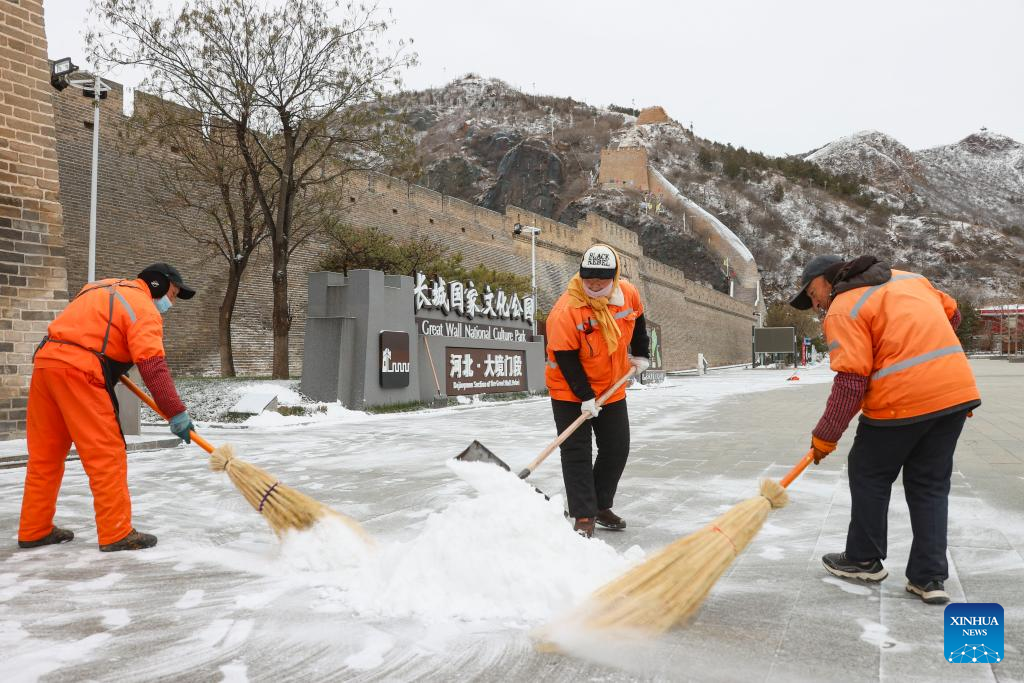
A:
389,76,1024,303
807,129,1024,230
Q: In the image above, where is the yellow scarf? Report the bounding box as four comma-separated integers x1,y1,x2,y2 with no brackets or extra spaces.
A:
567,273,621,354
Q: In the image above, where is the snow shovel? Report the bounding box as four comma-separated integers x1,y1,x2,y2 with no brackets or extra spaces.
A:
456,367,637,480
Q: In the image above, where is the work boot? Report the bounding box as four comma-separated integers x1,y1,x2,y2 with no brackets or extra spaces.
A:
18,526,74,549
822,552,888,582
574,517,595,539
99,529,158,552
596,509,626,530
906,580,950,605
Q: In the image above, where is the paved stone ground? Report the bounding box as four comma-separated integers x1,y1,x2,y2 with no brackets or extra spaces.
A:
617,358,1023,683
1,360,1020,682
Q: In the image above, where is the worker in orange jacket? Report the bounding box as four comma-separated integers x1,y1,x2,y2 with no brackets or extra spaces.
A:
790,254,980,604
545,244,650,538
19,263,197,552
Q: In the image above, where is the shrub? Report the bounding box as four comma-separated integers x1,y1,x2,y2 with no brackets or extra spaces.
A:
608,104,639,117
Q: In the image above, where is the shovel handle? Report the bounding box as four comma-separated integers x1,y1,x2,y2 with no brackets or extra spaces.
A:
518,367,637,479
119,375,215,455
779,450,814,488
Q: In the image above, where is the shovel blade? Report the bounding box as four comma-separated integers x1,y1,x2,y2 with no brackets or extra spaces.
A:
455,440,511,471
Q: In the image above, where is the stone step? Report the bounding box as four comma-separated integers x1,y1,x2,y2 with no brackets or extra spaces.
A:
0,436,183,470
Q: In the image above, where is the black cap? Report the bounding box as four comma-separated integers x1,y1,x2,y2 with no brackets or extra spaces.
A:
138,263,196,300
789,254,843,310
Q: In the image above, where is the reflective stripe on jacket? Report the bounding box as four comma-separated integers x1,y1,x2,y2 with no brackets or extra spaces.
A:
824,270,979,422
545,278,644,404
34,278,167,385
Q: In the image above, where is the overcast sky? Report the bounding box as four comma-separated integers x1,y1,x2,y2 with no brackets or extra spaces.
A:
45,0,1024,156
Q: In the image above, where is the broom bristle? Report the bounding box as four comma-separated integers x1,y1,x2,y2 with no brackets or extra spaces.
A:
545,485,781,639
209,444,235,472
760,478,789,509
208,443,371,544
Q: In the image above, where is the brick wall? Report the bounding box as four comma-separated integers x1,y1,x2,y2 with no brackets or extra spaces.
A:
646,168,761,301
0,0,68,439
596,143,762,307
636,106,669,125
48,78,755,380
597,147,650,192
330,171,755,370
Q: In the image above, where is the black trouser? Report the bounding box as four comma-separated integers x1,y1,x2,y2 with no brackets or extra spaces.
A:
551,398,630,519
845,409,968,585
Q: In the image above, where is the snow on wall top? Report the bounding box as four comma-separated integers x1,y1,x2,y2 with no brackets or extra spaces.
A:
647,166,756,266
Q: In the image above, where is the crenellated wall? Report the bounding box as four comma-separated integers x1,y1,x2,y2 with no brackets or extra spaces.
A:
45,76,756,378
337,170,756,370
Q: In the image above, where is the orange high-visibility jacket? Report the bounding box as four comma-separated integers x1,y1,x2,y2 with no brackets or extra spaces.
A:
824,270,979,422
34,278,168,384
545,279,644,404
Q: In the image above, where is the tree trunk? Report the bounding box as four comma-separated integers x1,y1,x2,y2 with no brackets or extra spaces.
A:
219,263,242,378
271,238,291,379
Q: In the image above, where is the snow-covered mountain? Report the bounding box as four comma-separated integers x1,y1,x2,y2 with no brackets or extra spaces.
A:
805,130,923,208
807,129,1024,229
388,76,1023,303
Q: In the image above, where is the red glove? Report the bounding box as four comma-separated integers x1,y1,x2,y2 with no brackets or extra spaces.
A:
811,435,837,465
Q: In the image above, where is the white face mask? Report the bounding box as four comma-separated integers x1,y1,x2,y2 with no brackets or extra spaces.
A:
155,295,173,314
583,281,614,298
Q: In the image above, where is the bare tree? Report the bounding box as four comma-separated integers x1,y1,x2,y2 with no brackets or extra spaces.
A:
90,0,416,377
122,95,270,376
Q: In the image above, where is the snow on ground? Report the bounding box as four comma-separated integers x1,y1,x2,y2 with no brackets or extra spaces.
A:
0,366,835,682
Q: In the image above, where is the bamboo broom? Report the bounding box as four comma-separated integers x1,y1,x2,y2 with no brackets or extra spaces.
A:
540,450,814,640
120,376,371,545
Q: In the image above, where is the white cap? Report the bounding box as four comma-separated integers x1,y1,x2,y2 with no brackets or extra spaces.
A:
580,245,618,278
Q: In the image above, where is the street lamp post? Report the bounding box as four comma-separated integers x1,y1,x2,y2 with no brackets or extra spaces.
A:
513,222,541,336
50,59,110,282
86,75,101,282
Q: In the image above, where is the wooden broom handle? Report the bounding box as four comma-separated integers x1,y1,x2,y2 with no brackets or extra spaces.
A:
517,367,637,479
119,375,215,454
780,450,815,488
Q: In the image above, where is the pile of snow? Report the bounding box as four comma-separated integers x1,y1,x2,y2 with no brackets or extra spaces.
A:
273,460,643,623
240,402,364,427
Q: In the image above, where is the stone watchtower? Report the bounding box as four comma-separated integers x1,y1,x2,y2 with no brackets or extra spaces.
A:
636,106,669,125
597,147,651,192
0,0,69,438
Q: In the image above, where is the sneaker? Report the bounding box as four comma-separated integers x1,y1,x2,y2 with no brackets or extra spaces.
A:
596,509,627,530
822,552,888,582
906,580,950,605
573,517,595,538
18,526,74,549
99,529,158,552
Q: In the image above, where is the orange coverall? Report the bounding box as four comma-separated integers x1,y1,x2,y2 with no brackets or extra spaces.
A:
20,278,169,546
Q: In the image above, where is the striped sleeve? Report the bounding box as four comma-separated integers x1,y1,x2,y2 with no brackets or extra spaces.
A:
812,371,868,442
137,356,187,418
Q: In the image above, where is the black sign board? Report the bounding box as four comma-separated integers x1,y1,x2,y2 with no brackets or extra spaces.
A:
445,346,527,395
379,331,411,388
753,327,797,353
